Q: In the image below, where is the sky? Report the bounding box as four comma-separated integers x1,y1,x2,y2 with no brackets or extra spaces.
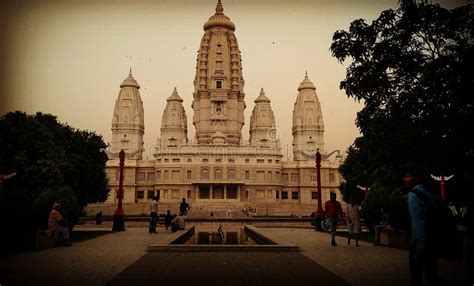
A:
0,0,465,160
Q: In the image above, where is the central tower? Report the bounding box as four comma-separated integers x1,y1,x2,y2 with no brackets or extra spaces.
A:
192,0,245,145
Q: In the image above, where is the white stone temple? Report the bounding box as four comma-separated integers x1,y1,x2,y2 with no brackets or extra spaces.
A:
88,0,344,217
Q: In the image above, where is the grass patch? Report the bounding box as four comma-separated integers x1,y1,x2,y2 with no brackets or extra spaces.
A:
70,231,111,243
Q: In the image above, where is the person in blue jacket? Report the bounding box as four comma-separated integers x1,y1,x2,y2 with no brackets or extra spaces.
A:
404,169,444,286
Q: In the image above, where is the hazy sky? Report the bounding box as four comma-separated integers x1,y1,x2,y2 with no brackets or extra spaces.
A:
0,0,464,160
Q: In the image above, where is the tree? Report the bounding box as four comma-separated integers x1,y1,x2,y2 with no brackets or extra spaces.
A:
330,2,473,227
0,111,109,253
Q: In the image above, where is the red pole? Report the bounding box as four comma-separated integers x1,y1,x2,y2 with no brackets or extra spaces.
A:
115,149,125,216
440,176,446,201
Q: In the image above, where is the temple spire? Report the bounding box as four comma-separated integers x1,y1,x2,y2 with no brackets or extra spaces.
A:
216,0,224,14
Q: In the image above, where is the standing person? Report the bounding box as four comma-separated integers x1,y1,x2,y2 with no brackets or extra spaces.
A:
404,169,443,286
47,202,71,246
324,192,343,246
179,198,190,216
149,196,158,234
164,210,173,231
462,201,473,285
346,197,361,246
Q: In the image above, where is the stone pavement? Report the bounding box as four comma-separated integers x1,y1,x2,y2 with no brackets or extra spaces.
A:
108,252,349,286
0,226,467,286
257,227,466,286
0,227,172,286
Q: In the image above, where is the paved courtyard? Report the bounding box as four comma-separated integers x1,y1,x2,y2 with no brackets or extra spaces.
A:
0,225,466,286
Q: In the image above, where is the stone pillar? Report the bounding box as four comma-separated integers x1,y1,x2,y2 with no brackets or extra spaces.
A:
210,184,213,199
197,185,200,199
224,185,227,199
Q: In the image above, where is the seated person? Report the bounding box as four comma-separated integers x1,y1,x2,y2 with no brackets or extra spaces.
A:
164,210,173,231
171,215,186,232
47,202,71,246
374,207,389,245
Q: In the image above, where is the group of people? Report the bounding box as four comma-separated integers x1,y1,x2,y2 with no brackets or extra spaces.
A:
324,192,365,247
148,197,190,234
324,192,390,247
322,169,473,286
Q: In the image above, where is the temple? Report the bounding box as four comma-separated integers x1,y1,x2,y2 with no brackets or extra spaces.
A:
89,0,344,217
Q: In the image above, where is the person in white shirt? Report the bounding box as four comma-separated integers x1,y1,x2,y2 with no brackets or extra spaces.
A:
148,196,159,234
345,197,361,246
448,202,459,217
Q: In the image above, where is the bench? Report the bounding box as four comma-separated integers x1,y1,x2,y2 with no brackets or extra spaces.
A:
36,230,55,250
380,229,409,249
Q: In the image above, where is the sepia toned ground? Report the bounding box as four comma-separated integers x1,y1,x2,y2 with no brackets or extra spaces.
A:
0,224,466,286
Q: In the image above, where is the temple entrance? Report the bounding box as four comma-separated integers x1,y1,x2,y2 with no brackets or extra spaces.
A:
197,184,241,200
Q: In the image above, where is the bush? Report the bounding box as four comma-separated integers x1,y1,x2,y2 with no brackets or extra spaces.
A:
33,186,81,230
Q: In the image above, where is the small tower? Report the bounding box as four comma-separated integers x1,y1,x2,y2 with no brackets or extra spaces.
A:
249,88,280,148
111,69,145,159
292,71,324,161
159,87,188,147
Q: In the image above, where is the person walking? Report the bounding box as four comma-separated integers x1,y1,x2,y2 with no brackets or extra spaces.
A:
325,192,343,246
404,169,443,286
346,197,361,246
149,196,159,234
179,198,190,216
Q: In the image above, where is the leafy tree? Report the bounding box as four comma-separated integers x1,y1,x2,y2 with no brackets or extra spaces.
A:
0,111,109,252
330,2,473,227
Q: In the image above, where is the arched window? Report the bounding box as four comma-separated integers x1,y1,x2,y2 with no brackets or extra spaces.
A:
201,168,209,179
228,169,235,180
215,168,222,179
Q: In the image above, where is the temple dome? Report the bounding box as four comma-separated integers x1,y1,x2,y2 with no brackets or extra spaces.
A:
203,0,235,31
254,88,271,103
167,87,184,102
120,69,140,89
297,71,316,91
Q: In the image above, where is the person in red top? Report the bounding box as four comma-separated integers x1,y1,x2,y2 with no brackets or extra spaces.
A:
325,192,343,246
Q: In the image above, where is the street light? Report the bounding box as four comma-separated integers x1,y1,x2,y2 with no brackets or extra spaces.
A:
0,172,17,193
101,145,144,231
430,174,454,201
356,185,370,193
297,148,342,231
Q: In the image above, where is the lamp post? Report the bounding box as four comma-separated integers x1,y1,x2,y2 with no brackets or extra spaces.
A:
101,146,144,231
430,174,454,201
356,185,370,194
0,172,17,193
298,148,342,231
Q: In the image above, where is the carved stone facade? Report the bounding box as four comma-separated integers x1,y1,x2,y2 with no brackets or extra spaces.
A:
110,70,144,160
292,72,325,161
88,1,344,217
